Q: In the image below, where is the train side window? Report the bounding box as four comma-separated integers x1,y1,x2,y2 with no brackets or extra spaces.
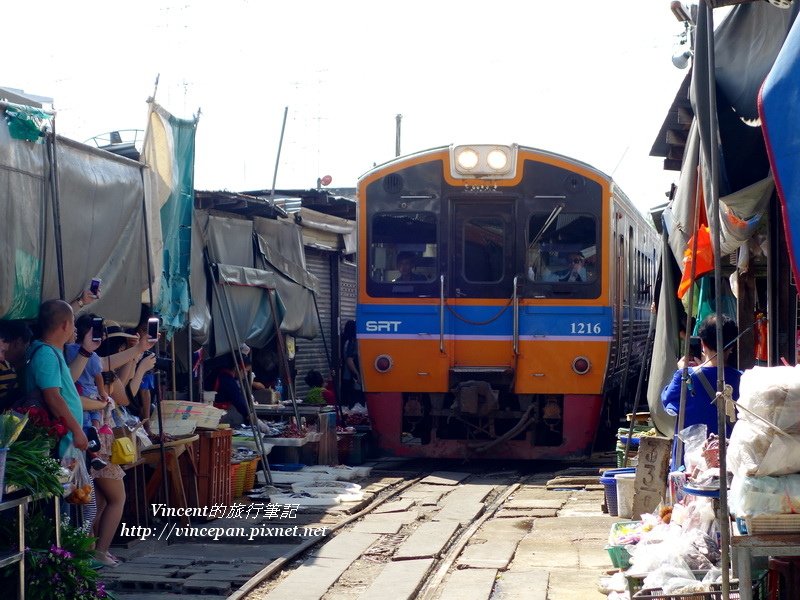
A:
369,212,438,287
526,213,597,283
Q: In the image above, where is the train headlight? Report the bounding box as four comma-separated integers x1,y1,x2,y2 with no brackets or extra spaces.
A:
486,148,508,171
450,144,518,179
572,356,591,375
374,354,393,373
455,147,479,171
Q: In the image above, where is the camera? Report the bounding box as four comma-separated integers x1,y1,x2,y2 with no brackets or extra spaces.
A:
141,350,173,372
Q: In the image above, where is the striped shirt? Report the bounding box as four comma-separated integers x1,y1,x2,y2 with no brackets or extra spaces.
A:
0,360,18,409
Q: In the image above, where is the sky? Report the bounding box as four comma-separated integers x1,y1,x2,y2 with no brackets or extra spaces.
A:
4,1,692,212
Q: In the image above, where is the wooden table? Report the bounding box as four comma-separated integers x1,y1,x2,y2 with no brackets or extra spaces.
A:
141,435,199,525
731,528,800,600
253,404,335,419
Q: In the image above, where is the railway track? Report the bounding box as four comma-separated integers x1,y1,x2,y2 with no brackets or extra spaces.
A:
241,461,609,600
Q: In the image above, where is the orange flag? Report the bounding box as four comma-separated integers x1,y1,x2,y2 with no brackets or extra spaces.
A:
677,224,714,299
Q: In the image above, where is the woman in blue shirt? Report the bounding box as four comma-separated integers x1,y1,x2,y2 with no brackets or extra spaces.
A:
662,314,741,438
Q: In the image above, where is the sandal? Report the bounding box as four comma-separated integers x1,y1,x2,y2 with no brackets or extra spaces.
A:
93,550,118,567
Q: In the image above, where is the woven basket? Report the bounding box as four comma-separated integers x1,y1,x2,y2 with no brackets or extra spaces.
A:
159,400,225,430
230,462,248,498
243,457,260,491
744,513,800,534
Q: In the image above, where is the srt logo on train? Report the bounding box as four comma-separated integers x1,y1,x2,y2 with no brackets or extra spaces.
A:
365,320,402,333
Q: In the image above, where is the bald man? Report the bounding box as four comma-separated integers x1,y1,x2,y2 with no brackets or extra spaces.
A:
25,299,89,455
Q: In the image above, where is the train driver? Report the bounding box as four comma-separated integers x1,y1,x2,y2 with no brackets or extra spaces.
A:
548,251,588,282
393,251,426,282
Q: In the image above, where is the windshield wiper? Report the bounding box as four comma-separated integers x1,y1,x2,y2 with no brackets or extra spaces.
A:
528,203,564,249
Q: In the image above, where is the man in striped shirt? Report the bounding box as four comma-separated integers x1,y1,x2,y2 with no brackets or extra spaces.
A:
0,320,33,410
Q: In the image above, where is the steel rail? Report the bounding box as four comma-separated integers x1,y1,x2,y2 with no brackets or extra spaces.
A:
228,474,424,600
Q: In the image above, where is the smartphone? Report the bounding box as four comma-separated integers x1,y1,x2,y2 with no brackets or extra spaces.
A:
91,317,104,342
89,277,102,297
147,317,160,343
689,336,702,359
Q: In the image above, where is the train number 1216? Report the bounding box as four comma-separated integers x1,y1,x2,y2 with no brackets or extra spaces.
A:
570,322,602,334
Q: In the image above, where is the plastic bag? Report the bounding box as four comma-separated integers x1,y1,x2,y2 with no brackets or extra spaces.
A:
729,473,800,516
678,424,708,473
62,447,93,504
738,366,800,433
728,418,800,476
627,526,689,574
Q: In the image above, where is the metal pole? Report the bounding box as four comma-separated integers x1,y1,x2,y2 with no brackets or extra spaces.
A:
45,125,66,300
171,337,178,400
701,3,731,596
623,311,656,466
267,288,301,427
270,107,289,201
206,254,272,485
138,159,169,513
675,171,704,470
187,326,194,403
395,114,402,157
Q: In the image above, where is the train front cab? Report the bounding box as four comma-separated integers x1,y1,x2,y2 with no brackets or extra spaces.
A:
357,145,640,460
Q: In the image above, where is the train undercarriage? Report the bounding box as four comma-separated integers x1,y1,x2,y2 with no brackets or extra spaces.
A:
366,382,604,460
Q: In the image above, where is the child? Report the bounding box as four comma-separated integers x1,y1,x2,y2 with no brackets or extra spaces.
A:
304,370,336,406
65,314,112,471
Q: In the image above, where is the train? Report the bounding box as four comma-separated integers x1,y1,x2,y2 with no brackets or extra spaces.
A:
355,144,658,459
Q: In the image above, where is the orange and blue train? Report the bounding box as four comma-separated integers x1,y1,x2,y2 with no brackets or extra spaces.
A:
356,144,658,459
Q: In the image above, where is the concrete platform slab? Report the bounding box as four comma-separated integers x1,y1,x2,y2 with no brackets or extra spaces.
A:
420,471,470,485
400,488,448,505
265,557,352,600
393,520,460,559
309,532,380,560
504,498,566,510
531,515,615,538
380,508,419,523
496,508,558,519
373,498,415,513
350,519,404,534
433,502,483,525
457,518,531,569
511,537,580,569
358,558,434,600
577,539,614,569
493,570,549,600
438,567,498,600
547,567,607,599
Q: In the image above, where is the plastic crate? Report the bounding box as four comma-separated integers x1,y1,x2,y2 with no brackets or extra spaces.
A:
606,544,631,569
195,429,233,508
616,444,639,467
633,575,767,599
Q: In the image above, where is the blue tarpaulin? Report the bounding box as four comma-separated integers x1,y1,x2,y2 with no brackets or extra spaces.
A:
761,15,800,286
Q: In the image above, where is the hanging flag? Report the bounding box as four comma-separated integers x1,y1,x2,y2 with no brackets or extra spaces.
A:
141,100,198,339
677,225,714,300
760,15,800,286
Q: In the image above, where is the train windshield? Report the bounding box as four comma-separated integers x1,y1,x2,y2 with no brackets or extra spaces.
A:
526,213,597,283
368,212,438,291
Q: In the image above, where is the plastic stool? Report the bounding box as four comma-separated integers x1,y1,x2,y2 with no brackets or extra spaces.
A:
768,556,800,600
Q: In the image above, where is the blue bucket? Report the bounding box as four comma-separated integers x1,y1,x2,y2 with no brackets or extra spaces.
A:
600,467,635,517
